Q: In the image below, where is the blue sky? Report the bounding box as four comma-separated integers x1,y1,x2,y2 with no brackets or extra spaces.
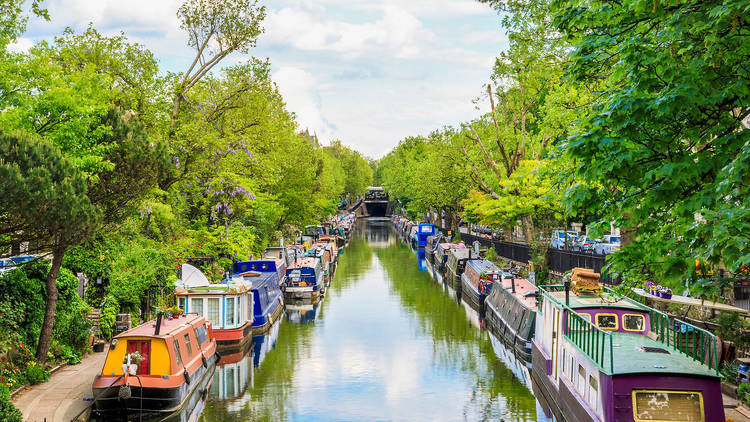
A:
18,0,506,157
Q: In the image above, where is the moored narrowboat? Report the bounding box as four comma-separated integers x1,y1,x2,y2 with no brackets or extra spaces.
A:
92,313,217,417
484,274,537,365
175,264,254,350
284,255,325,298
261,246,291,284
433,242,460,275
445,247,477,291
460,259,501,313
424,234,443,264
532,269,725,422
232,260,284,334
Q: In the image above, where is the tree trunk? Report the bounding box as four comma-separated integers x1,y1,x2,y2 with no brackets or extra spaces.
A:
37,246,66,363
170,92,183,130
521,214,535,244
11,241,21,256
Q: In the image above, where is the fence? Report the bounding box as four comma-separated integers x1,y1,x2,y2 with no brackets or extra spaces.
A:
435,226,610,282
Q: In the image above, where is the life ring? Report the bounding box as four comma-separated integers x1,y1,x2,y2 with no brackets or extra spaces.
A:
183,368,191,385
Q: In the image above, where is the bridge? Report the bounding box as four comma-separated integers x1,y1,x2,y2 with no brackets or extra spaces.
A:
350,187,391,217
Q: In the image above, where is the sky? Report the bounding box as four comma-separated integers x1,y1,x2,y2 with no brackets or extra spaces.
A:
17,0,507,158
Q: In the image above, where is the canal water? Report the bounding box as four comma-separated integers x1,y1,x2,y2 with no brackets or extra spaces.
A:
198,219,545,422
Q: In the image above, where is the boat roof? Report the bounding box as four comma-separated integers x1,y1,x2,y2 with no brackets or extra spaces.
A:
115,313,205,340
448,248,473,259
548,291,643,311
290,257,320,268
603,332,719,377
466,259,501,274
236,271,278,289
500,278,538,310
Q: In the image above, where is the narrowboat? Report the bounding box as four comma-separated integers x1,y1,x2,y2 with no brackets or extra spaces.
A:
484,273,537,365
445,247,477,290
460,259,501,313
175,264,254,350
424,234,443,265
433,242,460,275
92,313,217,417
231,260,284,334
284,255,325,298
414,223,436,250
532,269,725,422
261,246,292,284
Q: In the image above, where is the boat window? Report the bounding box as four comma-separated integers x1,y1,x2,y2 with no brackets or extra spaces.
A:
588,375,598,412
623,314,645,332
190,297,203,316
178,297,186,311
226,297,236,327
184,333,193,356
595,313,618,330
207,298,220,327
633,390,703,421
173,339,183,367
194,326,206,347
577,365,586,397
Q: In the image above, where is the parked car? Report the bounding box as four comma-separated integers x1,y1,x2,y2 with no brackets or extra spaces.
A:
571,235,595,252
593,234,621,255
550,230,578,249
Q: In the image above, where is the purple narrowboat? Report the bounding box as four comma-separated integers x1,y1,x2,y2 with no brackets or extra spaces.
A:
532,275,725,422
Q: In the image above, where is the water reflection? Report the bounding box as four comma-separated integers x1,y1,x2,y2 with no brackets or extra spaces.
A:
285,297,322,324
199,220,542,421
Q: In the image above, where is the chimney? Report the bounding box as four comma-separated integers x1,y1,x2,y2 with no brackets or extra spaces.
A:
155,313,163,335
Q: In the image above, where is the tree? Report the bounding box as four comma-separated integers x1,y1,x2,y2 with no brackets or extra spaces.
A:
554,0,750,280
0,132,101,361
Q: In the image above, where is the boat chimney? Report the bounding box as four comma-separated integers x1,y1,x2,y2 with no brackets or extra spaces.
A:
564,279,570,306
154,313,163,335
473,241,480,256
511,275,516,294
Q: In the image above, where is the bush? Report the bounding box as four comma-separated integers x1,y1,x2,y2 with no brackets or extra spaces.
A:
23,362,49,385
0,384,23,422
739,382,750,405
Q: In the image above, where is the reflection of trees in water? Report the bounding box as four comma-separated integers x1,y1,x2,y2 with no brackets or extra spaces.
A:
199,319,317,421
375,240,538,422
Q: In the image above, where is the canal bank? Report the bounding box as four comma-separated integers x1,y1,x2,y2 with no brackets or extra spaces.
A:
199,219,543,421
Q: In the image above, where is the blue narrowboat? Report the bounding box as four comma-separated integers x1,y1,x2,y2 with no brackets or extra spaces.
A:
284,256,325,299
460,259,501,313
414,223,435,249
232,260,284,334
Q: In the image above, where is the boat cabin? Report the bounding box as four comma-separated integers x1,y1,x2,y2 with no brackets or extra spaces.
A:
415,223,435,248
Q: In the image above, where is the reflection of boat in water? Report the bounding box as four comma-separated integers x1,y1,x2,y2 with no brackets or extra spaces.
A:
460,297,483,330
153,366,214,422
488,331,532,389
252,317,282,368
285,297,321,324
209,342,254,409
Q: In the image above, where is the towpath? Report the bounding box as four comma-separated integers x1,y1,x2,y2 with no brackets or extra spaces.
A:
12,348,107,422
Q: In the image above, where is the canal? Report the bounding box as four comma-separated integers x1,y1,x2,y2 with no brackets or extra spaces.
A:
198,219,545,422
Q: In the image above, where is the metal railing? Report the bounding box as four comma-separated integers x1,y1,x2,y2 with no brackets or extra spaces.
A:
649,309,719,375
538,285,614,373
566,307,614,374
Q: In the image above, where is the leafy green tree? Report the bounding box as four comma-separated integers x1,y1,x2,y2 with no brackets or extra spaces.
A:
0,132,100,361
554,0,750,280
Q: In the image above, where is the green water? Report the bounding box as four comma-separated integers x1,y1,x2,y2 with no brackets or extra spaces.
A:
198,219,542,421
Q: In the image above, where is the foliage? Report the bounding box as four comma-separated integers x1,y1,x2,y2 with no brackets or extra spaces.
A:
22,361,48,385
554,0,750,281
0,383,22,422
99,295,120,340
738,382,750,406
714,312,749,351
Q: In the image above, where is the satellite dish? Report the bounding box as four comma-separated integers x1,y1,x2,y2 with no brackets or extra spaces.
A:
182,264,210,288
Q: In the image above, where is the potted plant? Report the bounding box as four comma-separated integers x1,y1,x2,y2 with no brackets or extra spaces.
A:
122,351,144,375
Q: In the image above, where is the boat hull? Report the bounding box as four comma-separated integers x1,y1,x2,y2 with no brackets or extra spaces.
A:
251,297,284,335
460,273,487,314
214,321,254,350
93,354,216,418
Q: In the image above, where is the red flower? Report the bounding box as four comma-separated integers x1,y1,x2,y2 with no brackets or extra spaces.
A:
20,344,24,348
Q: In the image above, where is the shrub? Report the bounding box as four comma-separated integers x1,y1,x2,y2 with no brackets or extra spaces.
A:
0,384,23,422
23,362,49,385
739,382,750,405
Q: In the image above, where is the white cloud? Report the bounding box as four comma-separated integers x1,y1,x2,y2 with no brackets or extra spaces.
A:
263,5,434,59
7,37,34,53
272,66,336,140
